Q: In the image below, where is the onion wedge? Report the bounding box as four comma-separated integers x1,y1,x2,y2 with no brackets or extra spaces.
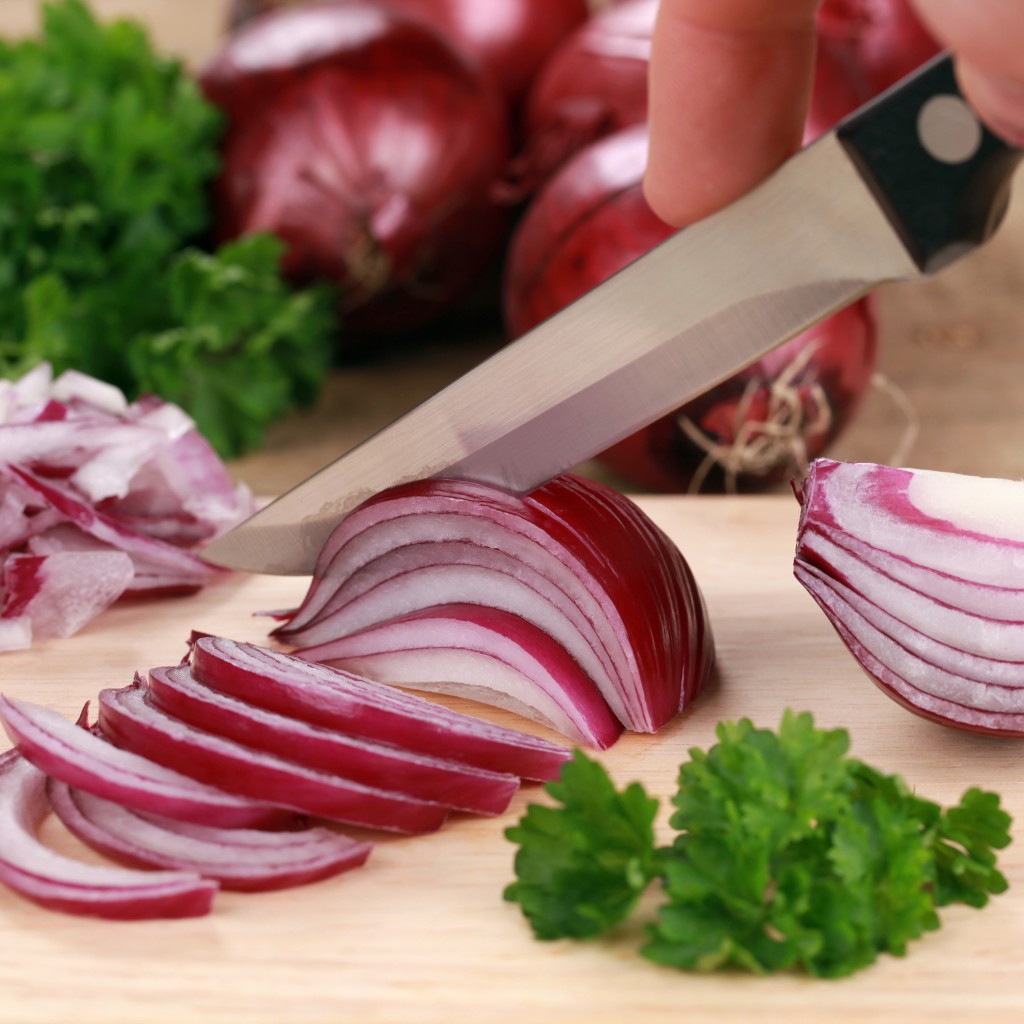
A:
191,636,572,780
96,683,450,835
273,474,714,738
146,663,520,815
795,458,1024,734
47,779,372,892
0,750,216,920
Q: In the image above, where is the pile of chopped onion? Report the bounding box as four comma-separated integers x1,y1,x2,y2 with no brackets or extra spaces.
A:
0,364,255,651
0,636,570,918
795,459,1024,735
272,473,715,746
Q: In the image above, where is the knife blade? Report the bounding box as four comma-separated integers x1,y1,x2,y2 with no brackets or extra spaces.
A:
203,53,1020,575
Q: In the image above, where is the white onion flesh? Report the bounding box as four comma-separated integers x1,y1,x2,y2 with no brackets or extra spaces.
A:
795,458,1024,734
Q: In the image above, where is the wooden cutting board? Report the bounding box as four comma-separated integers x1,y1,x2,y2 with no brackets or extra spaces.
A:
2,494,1022,1024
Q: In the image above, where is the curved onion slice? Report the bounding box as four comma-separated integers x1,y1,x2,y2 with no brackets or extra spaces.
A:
0,696,284,828
190,636,571,780
47,779,372,893
146,663,520,815
0,751,216,919
294,603,623,747
273,474,714,738
795,458,1024,734
96,683,450,835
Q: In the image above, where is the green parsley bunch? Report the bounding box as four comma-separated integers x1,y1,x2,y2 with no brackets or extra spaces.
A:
505,710,1011,978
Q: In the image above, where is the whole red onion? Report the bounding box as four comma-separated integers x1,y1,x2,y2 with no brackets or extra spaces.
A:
227,0,589,111
202,1,511,340
816,0,940,99
510,0,655,192
503,124,878,493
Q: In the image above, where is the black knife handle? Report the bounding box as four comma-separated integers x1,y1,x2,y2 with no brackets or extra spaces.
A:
836,53,1022,273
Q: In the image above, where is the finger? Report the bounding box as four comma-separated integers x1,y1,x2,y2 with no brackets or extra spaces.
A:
911,0,1024,145
643,0,821,227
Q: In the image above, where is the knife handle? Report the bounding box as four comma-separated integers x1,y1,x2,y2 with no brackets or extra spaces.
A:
837,53,1022,273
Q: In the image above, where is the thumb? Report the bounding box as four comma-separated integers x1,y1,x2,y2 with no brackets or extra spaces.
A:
911,0,1024,145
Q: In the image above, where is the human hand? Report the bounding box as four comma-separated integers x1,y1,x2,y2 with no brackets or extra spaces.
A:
643,0,1024,228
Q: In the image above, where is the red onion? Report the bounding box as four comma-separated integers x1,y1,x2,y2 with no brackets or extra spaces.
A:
226,0,589,111
0,365,253,651
503,125,878,493
0,696,285,828
795,459,1024,735
146,662,520,815
96,681,451,834
202,0,512,339
190,636,572,780
816,0,940,99
510,0,654,192
272,473,714,741
47,779,372,893
0,750,217,920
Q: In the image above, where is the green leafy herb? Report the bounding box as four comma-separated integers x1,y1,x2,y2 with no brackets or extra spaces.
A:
0,0,339,457
504,749,661,939
504,711,1011,978
128,236,336,458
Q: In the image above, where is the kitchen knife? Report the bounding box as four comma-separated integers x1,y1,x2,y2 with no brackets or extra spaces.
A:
203,53,1021,575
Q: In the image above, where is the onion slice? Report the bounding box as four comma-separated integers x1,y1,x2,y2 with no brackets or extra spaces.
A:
273,474,714,738
146,662,520,815
47,779,372,893
190,636,571,780
795,458,1024,734
0,696,285,828
0,750,216,920
96,682,450,835
293,603,624,748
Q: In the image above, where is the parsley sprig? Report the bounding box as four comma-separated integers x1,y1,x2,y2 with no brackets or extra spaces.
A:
504,711,1011,977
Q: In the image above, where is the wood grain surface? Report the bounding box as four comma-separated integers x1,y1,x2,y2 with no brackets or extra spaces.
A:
3,495,1024,1024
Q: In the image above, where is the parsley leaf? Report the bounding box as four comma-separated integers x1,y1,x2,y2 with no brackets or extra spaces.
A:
504,711,1012,978
503,749,661,939
128,236,337,458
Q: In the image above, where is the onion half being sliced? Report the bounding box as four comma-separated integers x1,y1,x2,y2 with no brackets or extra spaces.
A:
272,474,714,742
795,458,1024,734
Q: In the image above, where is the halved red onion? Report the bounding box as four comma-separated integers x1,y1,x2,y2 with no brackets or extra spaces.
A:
293,603,624,747
190,636,572,780
47,779,372,893
273,474,714,739
0,750,217,919
0,696,285,828
145,662,520,815
795,458,1024,734
96,682,451,834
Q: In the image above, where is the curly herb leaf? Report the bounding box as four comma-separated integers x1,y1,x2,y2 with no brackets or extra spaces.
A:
504,749,661,940
504,710,1012,978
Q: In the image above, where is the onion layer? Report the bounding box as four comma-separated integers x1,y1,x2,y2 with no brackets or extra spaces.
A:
272,473,714,741
795,458,1024,735
47,779,372,893
0,750,216,920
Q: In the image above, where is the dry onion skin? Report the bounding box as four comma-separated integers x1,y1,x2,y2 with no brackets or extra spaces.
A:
795,458,1024,735
273,473,715,746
